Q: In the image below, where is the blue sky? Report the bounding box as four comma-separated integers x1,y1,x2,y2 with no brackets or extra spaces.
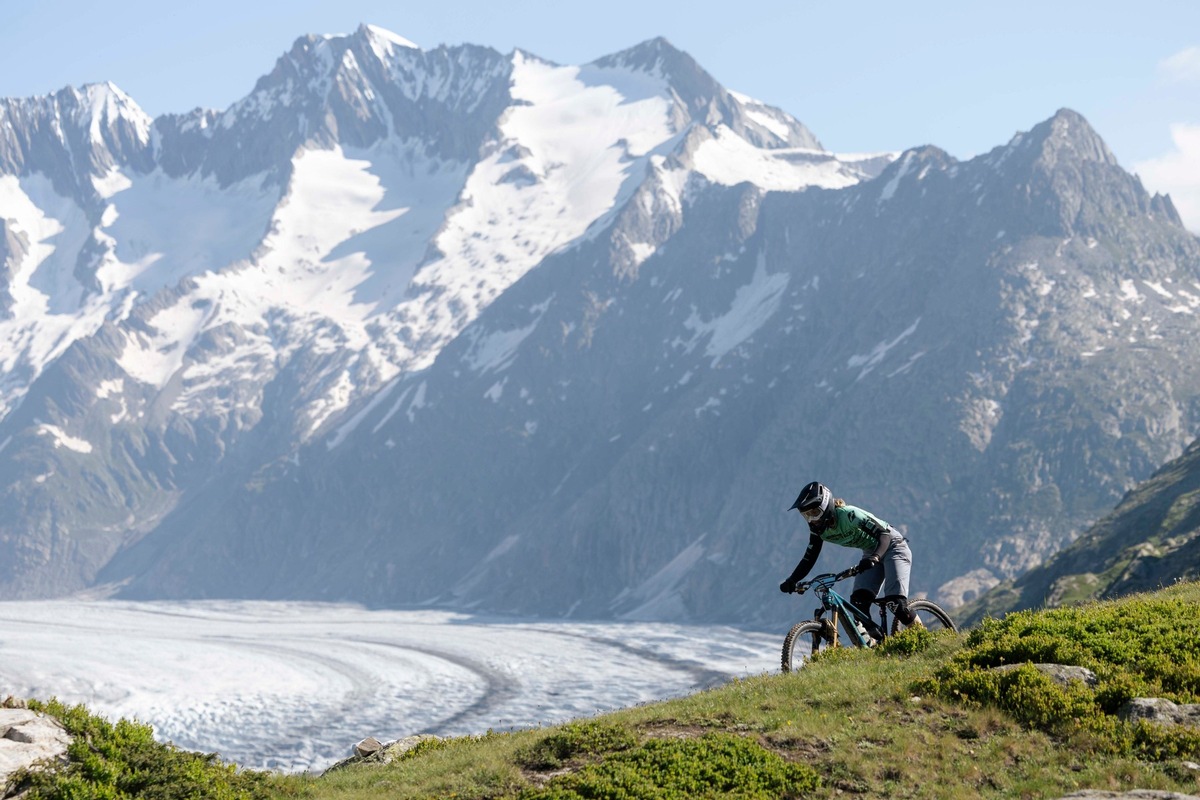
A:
3,0,1199,228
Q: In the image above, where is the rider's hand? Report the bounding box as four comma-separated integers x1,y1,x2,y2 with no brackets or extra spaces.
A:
779,579,797,594
856,556,879,574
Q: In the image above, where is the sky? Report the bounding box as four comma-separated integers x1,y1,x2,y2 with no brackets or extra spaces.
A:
2,0,1198,229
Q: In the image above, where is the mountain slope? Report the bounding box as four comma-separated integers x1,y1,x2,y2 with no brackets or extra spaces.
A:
962,435,1200,624
101,108,1200,626
0,28,886,598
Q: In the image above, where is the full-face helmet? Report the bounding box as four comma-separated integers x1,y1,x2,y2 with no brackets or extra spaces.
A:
790,481,833,531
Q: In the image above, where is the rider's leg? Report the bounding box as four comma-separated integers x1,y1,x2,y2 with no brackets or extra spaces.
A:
851,553,883,615
882,594,921,626
849,589,876,617
881,536,919,626
851,556,885,636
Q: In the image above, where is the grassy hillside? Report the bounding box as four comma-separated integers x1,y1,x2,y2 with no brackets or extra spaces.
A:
8,582,1200,799
962,437,1200,626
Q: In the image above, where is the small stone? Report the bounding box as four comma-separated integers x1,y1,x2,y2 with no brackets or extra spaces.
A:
353,737,383,758
1183,761,1200,771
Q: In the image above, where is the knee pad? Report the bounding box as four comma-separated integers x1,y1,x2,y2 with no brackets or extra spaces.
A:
886,595,917,626
850,589,876,615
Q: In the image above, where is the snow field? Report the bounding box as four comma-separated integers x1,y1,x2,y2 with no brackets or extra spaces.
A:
0,600,778,773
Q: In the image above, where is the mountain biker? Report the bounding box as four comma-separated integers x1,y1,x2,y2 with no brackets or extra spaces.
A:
778,481,920,629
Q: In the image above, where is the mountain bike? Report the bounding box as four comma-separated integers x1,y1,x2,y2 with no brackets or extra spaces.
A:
781,568,957,672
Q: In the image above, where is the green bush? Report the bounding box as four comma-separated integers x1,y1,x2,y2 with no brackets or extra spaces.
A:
920,594,1200,759
12,700,285,800
516,732,819,800
516,721,638,770
874,625,939,657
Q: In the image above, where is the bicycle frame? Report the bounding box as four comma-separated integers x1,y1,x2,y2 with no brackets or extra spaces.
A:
804,572,884,648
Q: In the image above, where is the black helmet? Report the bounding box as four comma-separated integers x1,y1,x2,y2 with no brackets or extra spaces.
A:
790,481,832,528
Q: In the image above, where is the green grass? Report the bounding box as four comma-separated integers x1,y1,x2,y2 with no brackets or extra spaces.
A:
13,582,1200,799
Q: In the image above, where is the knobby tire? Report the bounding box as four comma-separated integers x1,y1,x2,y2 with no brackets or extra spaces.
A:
889,599,956,635
781,620,828,673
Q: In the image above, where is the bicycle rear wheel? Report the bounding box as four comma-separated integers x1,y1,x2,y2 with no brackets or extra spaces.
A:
781,620,835,673
890,599,956,635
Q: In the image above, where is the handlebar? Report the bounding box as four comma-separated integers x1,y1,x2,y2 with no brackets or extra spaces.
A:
792,567,860,594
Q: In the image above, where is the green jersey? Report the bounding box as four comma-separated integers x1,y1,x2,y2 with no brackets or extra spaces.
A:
819,504,891,551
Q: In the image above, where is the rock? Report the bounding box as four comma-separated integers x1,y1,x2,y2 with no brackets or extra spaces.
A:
1057,792,1200,799
990,663,1099,688
380,734,442,761
353,737,382,758
0,709,72,791
1118,698,1200,727
323,733,443,774
937,568,1001,608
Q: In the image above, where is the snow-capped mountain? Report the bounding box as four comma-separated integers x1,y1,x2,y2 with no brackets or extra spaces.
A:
103,109,1200,626
4,27,1199,625
0,27,887,598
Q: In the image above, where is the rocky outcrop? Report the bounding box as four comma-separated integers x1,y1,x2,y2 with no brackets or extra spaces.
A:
322,733,442,774
1118,698,1200,728
0,702,72,795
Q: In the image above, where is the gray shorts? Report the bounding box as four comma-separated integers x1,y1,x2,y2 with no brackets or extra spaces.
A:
852,534,912,600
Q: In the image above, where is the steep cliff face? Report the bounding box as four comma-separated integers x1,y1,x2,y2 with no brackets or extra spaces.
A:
102,108,1200,627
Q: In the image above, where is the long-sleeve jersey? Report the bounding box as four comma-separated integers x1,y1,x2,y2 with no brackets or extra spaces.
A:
785,504,896,584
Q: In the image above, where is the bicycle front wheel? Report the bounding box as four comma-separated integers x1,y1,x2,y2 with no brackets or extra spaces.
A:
890,599,957,635
781,620,834,673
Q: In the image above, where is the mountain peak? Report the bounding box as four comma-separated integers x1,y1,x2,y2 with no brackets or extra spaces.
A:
66,82,152,138
354,23,420,54
1022,108,1119,168
591,36,697,77
591,36,725,116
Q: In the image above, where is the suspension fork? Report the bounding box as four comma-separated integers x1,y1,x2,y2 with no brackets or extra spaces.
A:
814,606,840,646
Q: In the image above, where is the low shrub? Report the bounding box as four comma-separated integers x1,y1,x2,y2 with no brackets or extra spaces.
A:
390,731,516,764
13,699,284,800
919,593,1200,759
516,732,819,800
874,625,939,657
516,721,638,770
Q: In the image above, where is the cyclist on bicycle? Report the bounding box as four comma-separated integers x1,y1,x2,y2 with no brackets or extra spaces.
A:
779,481,920,628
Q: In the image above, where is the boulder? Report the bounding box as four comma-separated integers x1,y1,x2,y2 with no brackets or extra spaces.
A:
0,709,72,793
353,737,383,758
323,733,443,774
1118,698,1200,727
990,663,1099,688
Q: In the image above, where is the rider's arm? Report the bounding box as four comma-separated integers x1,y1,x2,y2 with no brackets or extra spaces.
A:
868,528,896,562
786,534,824,583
